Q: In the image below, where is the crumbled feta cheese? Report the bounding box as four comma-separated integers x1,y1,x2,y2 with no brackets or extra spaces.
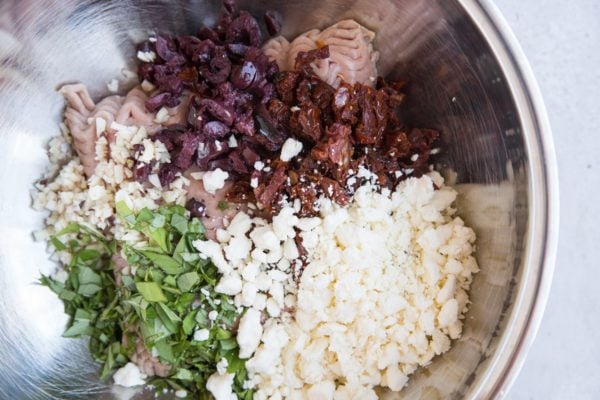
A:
280,138,303,162
215,273,243,296
216,358,229,375
208,310,219,321
224,235,252,262
250,226,280,251
241,282,258,307
227,212,252,236
228,135,238,148
95,117,107,135
175,390,188,398
250,177,259,188
295,217,321,231
206,372,235,400
148,174,161,189
245,175,478,397
202,168,229,194
154,107,169,123
137,50,157,62
253,293,267,311
283,238,299,260
272,207,299,240
194,328,210,342
216,228,231,243
237,309,263,359
307,381,335,399
113,363,146,387
254,161,265,171
193,240,231,274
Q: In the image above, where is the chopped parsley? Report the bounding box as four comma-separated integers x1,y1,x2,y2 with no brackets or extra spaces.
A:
217,200,230,211
41,205,253,398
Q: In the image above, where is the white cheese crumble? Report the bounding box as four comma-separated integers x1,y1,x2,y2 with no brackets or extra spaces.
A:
154,107,170,124
113,362,147,387
202,168,229,194
206,372,235,400
215,273,243,296
136,50,157,63
216,358,229,375
280,138,303,162
246,173,478,398
228,135,238,148
208,310,219,321
254,161,265,171
237,309,263,359
193,328,210,342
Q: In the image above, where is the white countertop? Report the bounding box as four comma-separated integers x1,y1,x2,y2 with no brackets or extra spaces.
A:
493,0,600,398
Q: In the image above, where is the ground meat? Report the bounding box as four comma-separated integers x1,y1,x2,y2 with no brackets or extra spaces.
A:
127,334,171,378
60,84,124,177
263,19,380,88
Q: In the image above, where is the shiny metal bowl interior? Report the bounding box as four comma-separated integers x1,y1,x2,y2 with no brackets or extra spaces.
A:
0,0,558,399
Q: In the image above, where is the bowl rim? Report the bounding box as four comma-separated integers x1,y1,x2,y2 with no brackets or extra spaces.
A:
457,0,559,398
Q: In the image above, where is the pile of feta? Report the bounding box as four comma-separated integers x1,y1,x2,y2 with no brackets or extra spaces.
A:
193,172,478,399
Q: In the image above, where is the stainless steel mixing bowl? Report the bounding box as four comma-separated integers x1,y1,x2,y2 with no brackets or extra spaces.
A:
0,0,558,399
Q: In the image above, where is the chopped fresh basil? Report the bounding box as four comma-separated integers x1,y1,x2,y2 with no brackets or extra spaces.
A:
136,281,167,303
41,207,251,397
177,272,200,292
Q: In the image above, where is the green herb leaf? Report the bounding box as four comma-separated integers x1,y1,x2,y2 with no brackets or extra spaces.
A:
78,283,102,296
124,296,149,321
78,249,101,262
151,214,166,228
174,368,194,381
140,251,183,274
163,275,177,287
155,303,181,334
78,267,102,285
136,208,154,223
177,272,200,292
56,223,81,236
42,205,251,396
215,327,232,340
50,236,66,251
171,213,189,235
217,200,229,211
59,289,77,302
154,339,175,364
121,275,135,289
40,275,64,295
182,311,198,336
116,200,132,218
136,282,167,303
63,319,92,338
219,338,238,351
148,228,169,253
195,309,209,329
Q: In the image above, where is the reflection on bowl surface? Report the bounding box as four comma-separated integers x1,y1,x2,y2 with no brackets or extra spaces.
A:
0,0,557,399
